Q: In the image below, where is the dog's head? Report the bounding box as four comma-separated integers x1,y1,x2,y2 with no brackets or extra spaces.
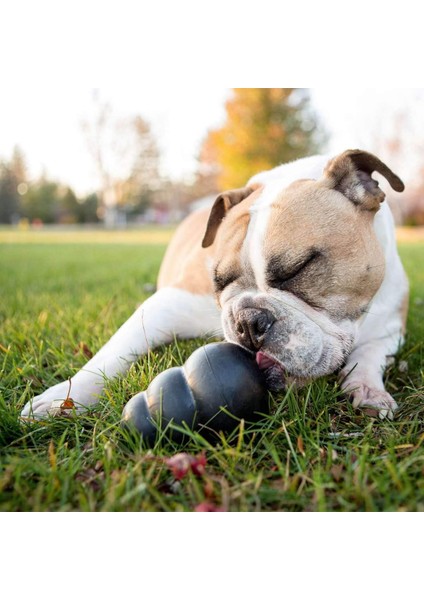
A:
202,150,404,390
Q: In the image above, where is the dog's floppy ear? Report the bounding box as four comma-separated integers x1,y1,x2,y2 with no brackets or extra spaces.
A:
323,149,404,212
202,184,258,248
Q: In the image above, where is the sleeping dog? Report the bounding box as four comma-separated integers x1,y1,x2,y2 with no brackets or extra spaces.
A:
22,149,408,420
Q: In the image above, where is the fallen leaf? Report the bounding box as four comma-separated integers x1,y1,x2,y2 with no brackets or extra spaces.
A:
363,408,379,418
165,454,192,480
24,374,43,387
165,452,207,480
203,478,214,498
194,502,225,512
76,467,105,492
48,399,76,417
350,452,359,465
297,435,305,456
330,464,344,482
74,342,93,359
190,453,207,477
61,398,75,410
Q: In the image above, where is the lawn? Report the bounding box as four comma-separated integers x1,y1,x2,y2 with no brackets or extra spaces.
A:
0,229,423,511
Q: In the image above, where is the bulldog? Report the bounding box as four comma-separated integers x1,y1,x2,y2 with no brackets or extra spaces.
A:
21,149,408,420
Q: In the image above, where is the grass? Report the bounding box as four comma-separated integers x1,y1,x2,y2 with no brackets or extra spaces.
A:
0,230,423,511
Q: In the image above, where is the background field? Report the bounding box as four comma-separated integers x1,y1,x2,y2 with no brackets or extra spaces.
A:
0,229,423,511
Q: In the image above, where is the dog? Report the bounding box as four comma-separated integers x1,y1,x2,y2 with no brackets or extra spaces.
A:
21,149,408,420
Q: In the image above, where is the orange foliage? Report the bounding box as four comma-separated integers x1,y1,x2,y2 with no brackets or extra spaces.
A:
200,88,323,190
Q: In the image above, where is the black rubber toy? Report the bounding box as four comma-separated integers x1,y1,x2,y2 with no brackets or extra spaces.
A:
121,342,269,443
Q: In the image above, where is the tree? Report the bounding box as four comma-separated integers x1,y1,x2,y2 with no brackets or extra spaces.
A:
10,146,28,184
198,88,325,190
0,146,28,224
59,187,80,224
351,94,424,225
20,178,61,223
76,193,100,224
82,94,161,226
0,163,20,223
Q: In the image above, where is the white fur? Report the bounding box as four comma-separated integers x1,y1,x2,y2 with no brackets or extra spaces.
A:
21,288,221,418
246,155,330,290
340,201,408,418
248,155,330,188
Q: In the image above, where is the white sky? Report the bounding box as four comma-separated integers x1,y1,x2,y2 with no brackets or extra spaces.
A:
0,88,229,195
0,1,422,196
0,88,423,195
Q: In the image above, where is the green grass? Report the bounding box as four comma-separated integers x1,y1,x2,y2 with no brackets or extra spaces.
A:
1,235,423,511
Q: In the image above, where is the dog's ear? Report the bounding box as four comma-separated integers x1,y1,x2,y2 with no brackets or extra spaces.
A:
323,149,404,212
202,184,258,248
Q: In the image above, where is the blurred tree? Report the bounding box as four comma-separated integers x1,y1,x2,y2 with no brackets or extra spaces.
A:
192,138,222,199
127,116,161,193
19,177,87,224
20,178,61,223
404,164,424,226
59,187,80,224
10,146,28,184
0,163,20,223
0,146,28,223
352,95,424,225
76,193,100,223
197,88,325,190
0,144,100,225
53,189,101,224
82,94,161,226
120,116,161,215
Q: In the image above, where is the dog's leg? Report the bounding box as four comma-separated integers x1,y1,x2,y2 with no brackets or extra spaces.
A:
21,287,221,418
340,275,408,419
340,341,400,419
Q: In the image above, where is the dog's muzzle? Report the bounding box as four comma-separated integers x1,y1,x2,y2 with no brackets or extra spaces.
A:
224,290,356,390
235,307,276,352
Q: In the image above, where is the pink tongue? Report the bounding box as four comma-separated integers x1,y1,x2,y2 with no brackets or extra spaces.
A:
256,352,278,370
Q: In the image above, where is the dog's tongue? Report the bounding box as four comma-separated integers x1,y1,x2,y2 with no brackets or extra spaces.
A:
256,351,279,371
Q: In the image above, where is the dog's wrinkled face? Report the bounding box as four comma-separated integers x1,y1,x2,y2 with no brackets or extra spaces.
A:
202,150,404,390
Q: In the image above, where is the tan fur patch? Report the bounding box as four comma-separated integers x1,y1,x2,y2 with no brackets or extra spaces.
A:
158,187,263,297
263,179,386,318
157,207,214,295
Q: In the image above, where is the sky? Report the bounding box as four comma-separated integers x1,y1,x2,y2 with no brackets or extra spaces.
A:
0,88,423,195
0,88,229,195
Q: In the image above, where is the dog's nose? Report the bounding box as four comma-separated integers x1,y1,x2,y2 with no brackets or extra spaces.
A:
235,308,275,351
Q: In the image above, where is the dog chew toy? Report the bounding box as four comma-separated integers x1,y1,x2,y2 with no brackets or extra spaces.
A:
121,342,269,443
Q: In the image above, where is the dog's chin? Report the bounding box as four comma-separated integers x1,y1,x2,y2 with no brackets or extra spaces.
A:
255,351,289,392
255,351,315,392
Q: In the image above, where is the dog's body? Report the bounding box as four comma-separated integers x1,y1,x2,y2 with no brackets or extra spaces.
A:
21,150,408,420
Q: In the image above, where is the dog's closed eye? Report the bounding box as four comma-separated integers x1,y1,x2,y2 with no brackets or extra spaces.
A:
213,269,240,293
266,250,322,289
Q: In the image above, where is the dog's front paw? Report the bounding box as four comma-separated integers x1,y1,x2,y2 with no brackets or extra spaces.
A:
350,384,398,420
21,381,86,420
